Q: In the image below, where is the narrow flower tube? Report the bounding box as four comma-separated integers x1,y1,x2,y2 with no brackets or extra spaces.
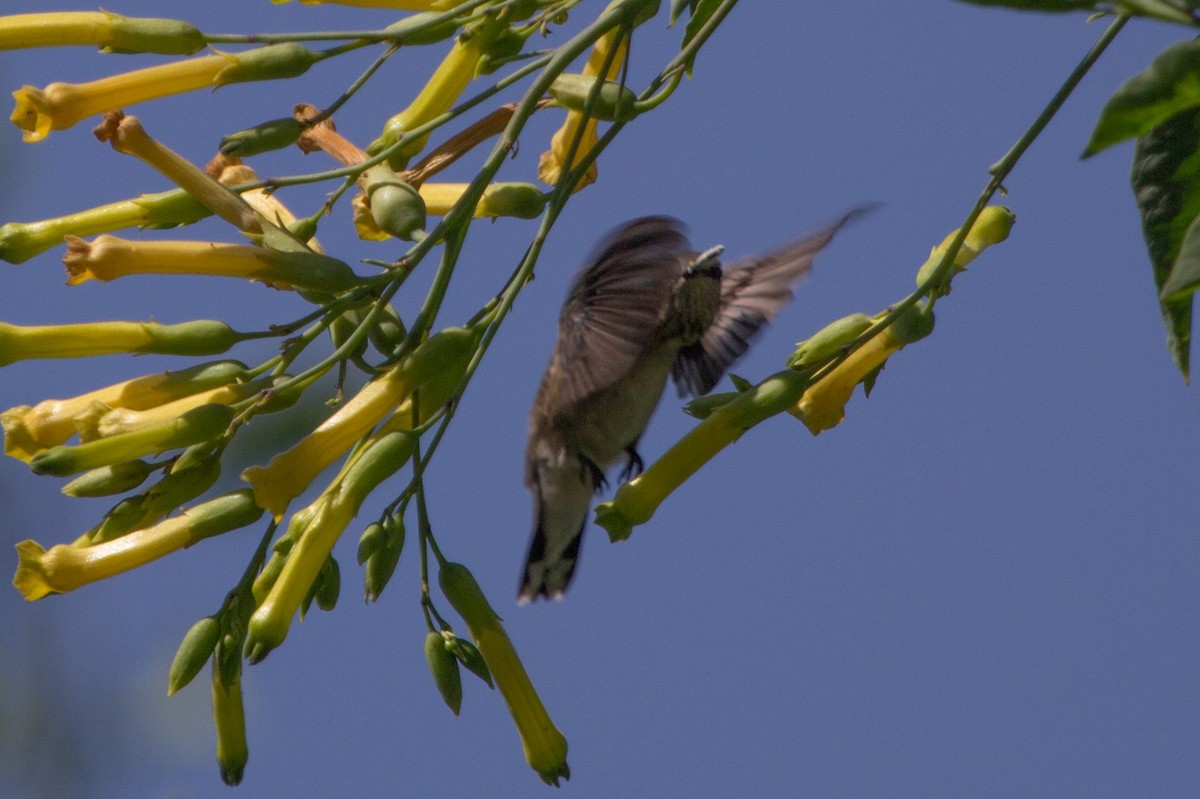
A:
11,44,320,141
86,376,288,440
211,663,249,786
537,21,629,190
242,326,478,518
0,189,211,265
439,561,570,785
94,113,262,234
0,319,241,368
12,489,263,600
368,15,504,168
62,236,360,292
594,370,808,542
244,431,415,662
30,403,234,477
1,360,246,461
0,11,204,54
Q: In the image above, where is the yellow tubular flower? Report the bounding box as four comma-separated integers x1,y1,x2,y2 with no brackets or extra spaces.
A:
216,163,324,253
61,236,360,292
0,319,240,367
0,189,211,265
0,11,204,54
242,326,478,519
369,15,504,168
11,44,319,142
245,431,415,662
12,490,262,601
11,54,232,141
537,24,629,190
594,370,808,542
1,360,246,461
86,377,279,440
439,561,570,785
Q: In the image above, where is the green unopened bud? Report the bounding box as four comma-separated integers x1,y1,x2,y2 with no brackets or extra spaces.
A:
444,632,493,688
61,459,156,497
211,663,248,786
85,452,222,544
477,183,546,219
788,313,873,369
548,73,638,122
476,28,527,76
301,554,340,618
220,117,305,157
364,515,405,602
362,165,427,241
426,631,464,715
31,404,232,477
216,43,320,86
168,616,220,696
356,522,384,566
916,205,1015,292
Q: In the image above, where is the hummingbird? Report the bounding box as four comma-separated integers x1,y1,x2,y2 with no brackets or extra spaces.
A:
520,211,863,602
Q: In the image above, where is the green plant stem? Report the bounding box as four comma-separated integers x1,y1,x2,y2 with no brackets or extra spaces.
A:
808,12,1129,388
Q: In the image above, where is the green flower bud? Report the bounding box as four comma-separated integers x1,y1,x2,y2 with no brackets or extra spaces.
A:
444,632,493,688
85,452,221,544
362,164,427,241
168,616,220,696
61,459,155,498
476,183,546,219
426,631,463,716
356,522,384,566
787,312,873,369
220,117,305,158
301,554,340,619
364,515,405,603
215,43,321,86
31,404,233,477
548,73,638,122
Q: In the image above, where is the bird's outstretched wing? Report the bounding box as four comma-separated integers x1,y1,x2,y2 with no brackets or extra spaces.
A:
671,209,868,397
553,216,691,411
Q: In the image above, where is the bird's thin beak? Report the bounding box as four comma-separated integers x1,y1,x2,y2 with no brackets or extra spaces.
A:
685,244,724,277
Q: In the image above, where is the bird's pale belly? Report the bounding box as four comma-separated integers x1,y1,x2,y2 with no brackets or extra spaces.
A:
565,346,677,468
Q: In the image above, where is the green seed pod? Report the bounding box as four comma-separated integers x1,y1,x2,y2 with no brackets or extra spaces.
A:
61,459,155,497
168,616,220,696
425,631,463,716
548,73,638,122
787,312,873,369
220,117,305,158
362,164,427,241
444,632,493,688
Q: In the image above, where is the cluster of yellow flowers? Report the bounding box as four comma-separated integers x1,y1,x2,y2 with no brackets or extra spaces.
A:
0,0,674,786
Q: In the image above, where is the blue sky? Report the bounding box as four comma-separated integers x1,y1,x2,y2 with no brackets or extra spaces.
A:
1,2,1197,797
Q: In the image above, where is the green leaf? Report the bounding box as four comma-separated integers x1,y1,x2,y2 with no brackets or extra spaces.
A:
680,0,720,76
1130,106,1199,380
1085,40,1200,157
1162,213,1200,299
953,0,1198,19
952,0,1100,9
669,0,698,26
